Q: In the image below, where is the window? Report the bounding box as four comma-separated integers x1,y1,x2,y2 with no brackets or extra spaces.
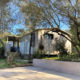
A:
48,34,54,40
45,34,54,40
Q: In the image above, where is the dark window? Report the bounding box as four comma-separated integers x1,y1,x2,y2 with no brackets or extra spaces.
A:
48,34,53,40
45,34,54,40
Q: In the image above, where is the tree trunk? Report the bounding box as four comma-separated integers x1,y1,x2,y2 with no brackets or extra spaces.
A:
75,46,80,57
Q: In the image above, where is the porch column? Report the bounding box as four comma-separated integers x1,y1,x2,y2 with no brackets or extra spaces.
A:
13,41,15,47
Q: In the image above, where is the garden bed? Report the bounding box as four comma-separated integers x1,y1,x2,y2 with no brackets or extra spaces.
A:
33,59,80,75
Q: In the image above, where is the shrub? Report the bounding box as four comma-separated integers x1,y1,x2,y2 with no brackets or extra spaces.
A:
39,43,44,51
59,53,79,61
32,50,45,59
56,39,68,57
0,47,6,59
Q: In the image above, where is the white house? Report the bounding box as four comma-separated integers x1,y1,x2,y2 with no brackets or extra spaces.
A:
20,28,72,55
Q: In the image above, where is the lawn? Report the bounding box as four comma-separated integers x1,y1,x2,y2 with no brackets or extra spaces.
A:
0,59,10,68
0,59,32,69
43,56,80,62
43,57,59,60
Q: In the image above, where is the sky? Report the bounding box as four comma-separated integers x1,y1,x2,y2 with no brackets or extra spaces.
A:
60,23,69,30
8,1,27,34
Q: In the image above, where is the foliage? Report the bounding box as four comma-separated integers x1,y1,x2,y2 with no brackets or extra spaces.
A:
43,57,59,60
18,0,80,56
0,0,10,7
0,1,15,34
56,39,68,57
0,59,28,68
43,53,80,62
32,50,45,59
0,47,6,59
20,1,43,29
0,0,18,63
59,53,80,62
70,24,78,42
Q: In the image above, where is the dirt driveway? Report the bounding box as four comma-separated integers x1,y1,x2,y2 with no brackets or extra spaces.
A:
0,66,80,80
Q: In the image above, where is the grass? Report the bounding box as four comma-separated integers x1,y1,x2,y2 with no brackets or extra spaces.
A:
0,59,6,63
43,56,80,62
0,63,10,68
0,59,29,69
43,57,59,60
14,59,28,66
0,59,10,68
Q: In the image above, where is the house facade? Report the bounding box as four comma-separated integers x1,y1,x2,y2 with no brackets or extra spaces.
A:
20,28,72,55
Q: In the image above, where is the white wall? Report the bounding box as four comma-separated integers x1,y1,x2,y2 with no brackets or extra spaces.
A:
20,41,30,54
20,29,72,55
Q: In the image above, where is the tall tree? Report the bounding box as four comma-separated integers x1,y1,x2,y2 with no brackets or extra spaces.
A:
51,0,80,55
0,0,17,61
0,0,11,55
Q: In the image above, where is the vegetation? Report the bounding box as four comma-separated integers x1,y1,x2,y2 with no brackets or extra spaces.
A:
0,59,28,69
43,57,59,60
43,39,80,62
32,50,45,59
0,47,5,58
56,39,68,57
43,53,80,62
0,0,19,64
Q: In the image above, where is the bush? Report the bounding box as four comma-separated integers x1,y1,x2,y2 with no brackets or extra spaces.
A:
32,50,45,59
59,53,79,61
56,39,68,57
0,47,6,59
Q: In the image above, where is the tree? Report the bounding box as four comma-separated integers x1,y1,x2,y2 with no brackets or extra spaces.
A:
19,0,80,57
20,1,43,29
0,0,11,56
51,0,80,56
0,0,19,63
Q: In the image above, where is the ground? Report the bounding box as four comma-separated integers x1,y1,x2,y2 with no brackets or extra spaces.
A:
0,66,80,80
